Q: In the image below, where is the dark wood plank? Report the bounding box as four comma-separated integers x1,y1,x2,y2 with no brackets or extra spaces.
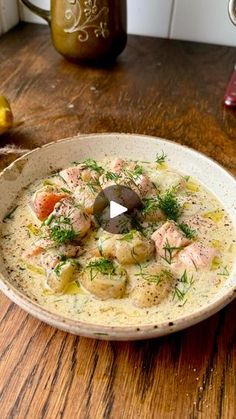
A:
0,23,236,419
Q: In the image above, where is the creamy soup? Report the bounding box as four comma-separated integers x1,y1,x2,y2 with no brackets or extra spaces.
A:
1,155,236,326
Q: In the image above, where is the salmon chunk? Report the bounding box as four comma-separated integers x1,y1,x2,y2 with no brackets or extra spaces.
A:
33,187,67,221
51,198,91,238
109,158,126,173
60,166,99,191
178,242,217,270
151,221,190,260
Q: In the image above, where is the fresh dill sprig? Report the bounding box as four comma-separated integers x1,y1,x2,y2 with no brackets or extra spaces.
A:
178,223,196,240
142,197,159,215
124,164,144,180
49,215,77,245
119,230,136,242
54,257,80,276
54,260,68,276
82,158,104,174
217,266,230,276
50,225,77,245
161,239,185,264
87,258,116,281
87,178,101,194
105,171,121,182
3,206,18,222
173,270,194,302
61,187,72,195
135,267,172,284
155,151,167,165
44,213,56,226
158,190,182,221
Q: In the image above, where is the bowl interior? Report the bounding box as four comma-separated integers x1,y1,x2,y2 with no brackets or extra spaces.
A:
0,133,235,340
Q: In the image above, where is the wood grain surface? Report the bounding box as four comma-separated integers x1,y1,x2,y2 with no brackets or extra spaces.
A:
0,23,236,419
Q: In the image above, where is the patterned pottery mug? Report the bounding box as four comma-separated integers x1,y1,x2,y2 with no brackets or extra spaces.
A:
229,0,236,25
20,0,127,62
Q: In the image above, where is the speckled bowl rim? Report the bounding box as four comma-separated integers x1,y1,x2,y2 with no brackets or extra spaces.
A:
0,133,235,341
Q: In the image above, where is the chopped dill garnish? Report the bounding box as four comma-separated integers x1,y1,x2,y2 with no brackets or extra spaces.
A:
54,257,80,276
82,158,104,174
135,267,172,284
87,258,116,281
3,206,18,222
142,197,159,214
173,270,194,302
44,213,55,226
158,190,182,221
54,260,68,276
123,164,144,187
119,230,136,242
178,223,196,239
61,187,72,195
125,164,144,179
155,151,167,165
87,179,101,194
161,239,185,264
217,266,230,276
50,225,77,245
105,171,121,182
49,216,77,245
57,173,67,184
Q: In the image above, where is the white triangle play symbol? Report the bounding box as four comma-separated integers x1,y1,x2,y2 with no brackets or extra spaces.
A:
110,201,128,219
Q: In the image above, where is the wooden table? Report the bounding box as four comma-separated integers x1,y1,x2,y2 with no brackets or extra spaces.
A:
0,23,236,419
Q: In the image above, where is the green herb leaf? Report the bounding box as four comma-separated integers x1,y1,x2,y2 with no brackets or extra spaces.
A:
158,190,182,221
44,213,56,226
161,239,185,264
82,158,104,174
104,171,121,182
142,197,159,215
119,230,136,242
61,187,72,195
173,270,194,302
87,179,101,194
135,267,172,284
155,151,167,165
217,266,230,276
87,258,116,281
50,225,77,245
178,223,196,239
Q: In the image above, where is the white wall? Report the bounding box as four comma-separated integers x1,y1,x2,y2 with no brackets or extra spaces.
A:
3,0,236,47
0,0,19,35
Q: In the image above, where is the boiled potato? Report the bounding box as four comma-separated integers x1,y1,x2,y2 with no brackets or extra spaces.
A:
141,206,166,223
97,232,117,258
131,264,174,308
150,171,186,193
80,258,127,299
47,261,75,293
115,231,154,265
74,183,101,214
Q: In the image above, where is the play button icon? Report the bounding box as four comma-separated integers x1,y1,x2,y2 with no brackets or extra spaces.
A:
93,185,142,234
110,201,128,219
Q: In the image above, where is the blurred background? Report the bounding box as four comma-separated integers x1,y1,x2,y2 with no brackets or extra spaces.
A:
1,0,236,46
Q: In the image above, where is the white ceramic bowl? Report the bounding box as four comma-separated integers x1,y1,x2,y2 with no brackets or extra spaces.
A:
0,133,235,340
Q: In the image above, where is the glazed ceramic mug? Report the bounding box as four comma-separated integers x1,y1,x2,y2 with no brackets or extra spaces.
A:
21,0,127,62
229,0,236,25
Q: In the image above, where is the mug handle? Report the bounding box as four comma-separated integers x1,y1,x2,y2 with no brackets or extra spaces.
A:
20,0,51,24
229,0,236,25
